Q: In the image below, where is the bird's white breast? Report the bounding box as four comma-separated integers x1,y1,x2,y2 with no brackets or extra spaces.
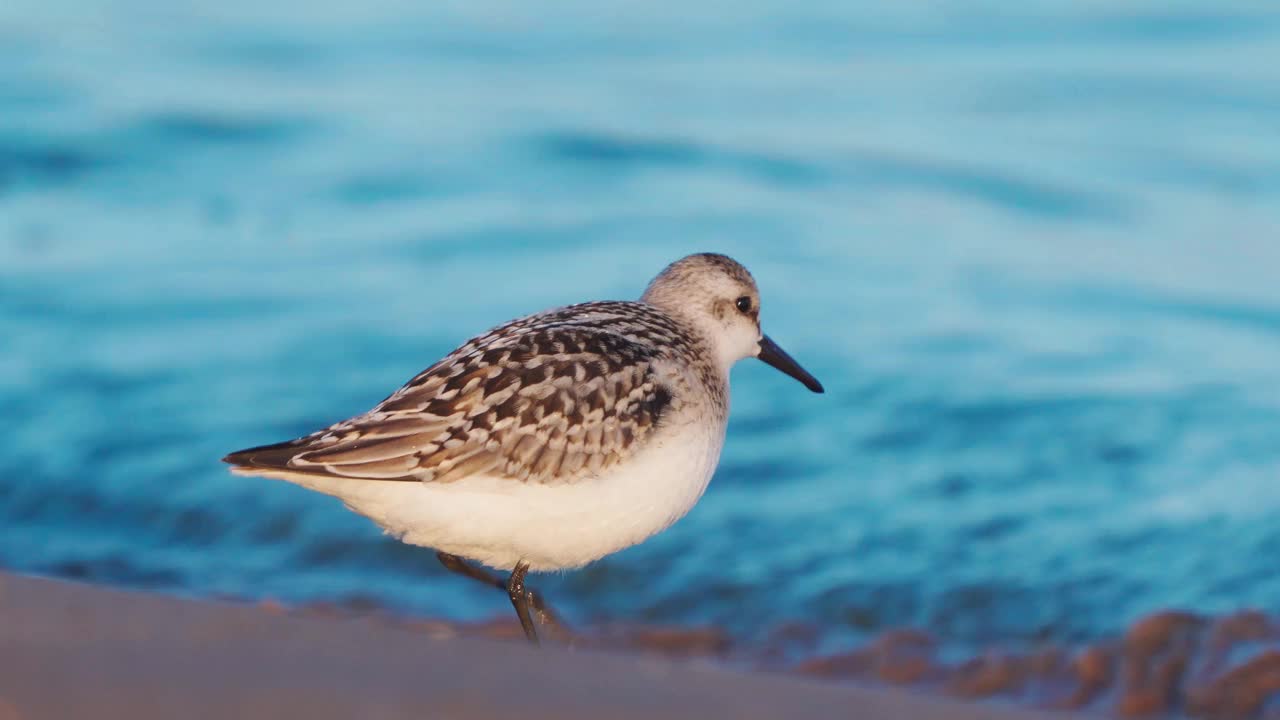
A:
275,412,726,571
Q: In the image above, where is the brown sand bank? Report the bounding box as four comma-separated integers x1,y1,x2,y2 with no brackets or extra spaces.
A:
0,571,1074,720
797,612,1280,718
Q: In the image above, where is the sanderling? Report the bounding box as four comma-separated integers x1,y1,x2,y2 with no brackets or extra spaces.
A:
224,253,824,644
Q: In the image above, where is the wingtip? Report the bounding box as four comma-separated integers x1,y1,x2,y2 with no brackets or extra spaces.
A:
221,448,258,466
226,464,266,478
221,442,295,471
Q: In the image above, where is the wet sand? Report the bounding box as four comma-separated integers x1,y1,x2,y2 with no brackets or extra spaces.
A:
0,572,1071,720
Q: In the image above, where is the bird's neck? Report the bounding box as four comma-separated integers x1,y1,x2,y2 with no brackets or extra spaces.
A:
653,308,731,418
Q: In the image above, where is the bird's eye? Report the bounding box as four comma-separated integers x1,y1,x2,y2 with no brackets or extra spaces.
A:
735,296,753,313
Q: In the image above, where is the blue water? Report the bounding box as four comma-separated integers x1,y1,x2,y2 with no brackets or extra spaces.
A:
3,1,1280,651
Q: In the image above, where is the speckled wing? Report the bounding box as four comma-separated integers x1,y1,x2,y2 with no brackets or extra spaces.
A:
224,316,676,485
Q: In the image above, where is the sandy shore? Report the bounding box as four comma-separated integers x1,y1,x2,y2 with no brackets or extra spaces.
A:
0,572,1080,720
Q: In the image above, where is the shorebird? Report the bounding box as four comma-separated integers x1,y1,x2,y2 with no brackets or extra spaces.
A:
223,253,824,644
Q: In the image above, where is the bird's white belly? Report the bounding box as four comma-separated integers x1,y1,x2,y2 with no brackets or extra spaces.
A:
279,420,724,571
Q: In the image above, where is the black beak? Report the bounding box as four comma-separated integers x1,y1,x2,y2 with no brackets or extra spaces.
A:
757,335,824,393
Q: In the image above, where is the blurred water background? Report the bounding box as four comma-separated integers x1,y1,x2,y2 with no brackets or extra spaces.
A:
3,0,1279,652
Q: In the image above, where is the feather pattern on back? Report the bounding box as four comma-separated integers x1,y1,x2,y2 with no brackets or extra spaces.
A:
224,301,726,485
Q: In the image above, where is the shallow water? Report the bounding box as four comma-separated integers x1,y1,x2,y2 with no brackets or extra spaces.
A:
3,1,1279,650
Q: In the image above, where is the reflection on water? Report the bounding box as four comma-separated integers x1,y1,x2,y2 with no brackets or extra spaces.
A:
2,0,1279,650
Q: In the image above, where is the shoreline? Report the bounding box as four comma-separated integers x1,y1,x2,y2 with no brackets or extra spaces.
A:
0,571,1071,720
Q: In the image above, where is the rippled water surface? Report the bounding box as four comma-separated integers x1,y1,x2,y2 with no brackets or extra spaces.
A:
3,0,1280,649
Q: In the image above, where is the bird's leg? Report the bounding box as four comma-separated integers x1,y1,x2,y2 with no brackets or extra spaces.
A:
524,586,570,643
507,561,539,645
435,552,569,644
436,551,505,592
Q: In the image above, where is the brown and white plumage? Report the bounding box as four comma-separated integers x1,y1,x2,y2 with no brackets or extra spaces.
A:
224,253,822,573
227,302,711,486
